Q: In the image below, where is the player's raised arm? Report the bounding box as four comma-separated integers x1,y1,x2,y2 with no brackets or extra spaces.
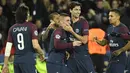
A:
42,12,60,41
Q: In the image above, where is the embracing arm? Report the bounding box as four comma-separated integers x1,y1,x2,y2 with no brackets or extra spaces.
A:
119,41,130,52
70,31,88,44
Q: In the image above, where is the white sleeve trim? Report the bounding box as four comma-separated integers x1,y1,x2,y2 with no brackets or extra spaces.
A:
5,42,13,56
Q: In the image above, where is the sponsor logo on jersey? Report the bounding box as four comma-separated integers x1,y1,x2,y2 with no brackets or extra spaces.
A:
109,40,119,47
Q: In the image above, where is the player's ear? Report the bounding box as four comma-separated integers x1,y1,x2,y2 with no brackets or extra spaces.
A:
26,11,31,22
70,9,72,13
116,15,120,20
50,20,54,23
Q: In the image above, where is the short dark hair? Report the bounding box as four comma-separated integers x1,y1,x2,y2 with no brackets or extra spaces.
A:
49,12,59,20
15,3,29,23
68,1,81,10
60,13,69,17
110,9,121,16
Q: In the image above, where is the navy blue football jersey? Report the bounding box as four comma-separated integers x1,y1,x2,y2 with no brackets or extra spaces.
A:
7,22,38,64
70,18,89,53
49,27,73,51
107,23,129,52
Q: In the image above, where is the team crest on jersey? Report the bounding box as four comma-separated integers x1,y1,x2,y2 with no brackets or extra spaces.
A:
55,34,61,39
75,29,79,33
34,30,38,36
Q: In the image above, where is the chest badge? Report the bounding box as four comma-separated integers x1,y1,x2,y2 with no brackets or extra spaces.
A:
75,29,79,33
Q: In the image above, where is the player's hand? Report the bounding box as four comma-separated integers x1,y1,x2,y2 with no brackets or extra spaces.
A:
93,36,98,42
63,25,74,32
2,65,9,73
110,32,121,37
112,49,122,56
73,41,82,46
38,54,45,62
47,23,55,30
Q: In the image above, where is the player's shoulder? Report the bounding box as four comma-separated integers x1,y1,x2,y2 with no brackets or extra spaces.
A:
107,25,113,32
25,22,38,30
56,27,62,31
79,17,88,25
25,22,36,27
119,23,129,31
108,25,113,28
54,27,63,34
54,27,61,31
9,24,18,31
53,28,63,39
80,17,87,22
119,23,127,27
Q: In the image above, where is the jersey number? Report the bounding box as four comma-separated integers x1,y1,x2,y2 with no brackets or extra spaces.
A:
17,33,24,50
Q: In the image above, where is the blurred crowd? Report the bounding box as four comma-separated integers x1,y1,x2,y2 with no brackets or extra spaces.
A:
0,0,130,50
0,0,130,72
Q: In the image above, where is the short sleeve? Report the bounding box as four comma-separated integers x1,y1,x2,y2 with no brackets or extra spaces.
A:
31,25,38,39
119,26,129,34
7,28,13,42
82,20,89,35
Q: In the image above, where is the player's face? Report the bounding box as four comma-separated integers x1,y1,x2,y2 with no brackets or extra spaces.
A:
109,12,120,25
53,14,60,25
60,16,71,26
63,16,71,26
70,6,81,18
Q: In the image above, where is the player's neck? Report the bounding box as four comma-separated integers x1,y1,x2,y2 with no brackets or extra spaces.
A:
113,20,120,27
53,24,59,29
71,16,79,23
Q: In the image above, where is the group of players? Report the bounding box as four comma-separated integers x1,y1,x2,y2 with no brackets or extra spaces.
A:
1,1,130,73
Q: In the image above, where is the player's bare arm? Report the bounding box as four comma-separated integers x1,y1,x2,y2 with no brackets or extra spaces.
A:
39,27,50,41
54,29,82,49
32,39,45,60
112,41,130,56
41,12,60,41
40,23,54,41
71,31,88,44
2,42,13,73
63,25,88,44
